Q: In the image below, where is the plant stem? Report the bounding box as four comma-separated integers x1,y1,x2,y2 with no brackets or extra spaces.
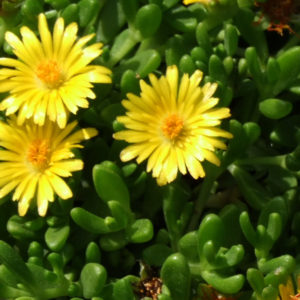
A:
187,175,217,231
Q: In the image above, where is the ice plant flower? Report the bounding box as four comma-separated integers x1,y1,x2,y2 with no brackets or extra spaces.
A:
113,65,232,185
0,13,112,128
0,117,97,216
277,277,300,300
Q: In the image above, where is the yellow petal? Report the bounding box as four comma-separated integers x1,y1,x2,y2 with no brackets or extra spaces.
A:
84,66,112,83
166,65,178,102
194,127,233,139
46,171,73,199
55,96,67,128
178,74,190,106
39,175,54,203
0,81,18,93
37,175,54,216
175,147,187,175
47,91,58,122
199,148,220,166
185,155,205,179
0,179,20,198
49,160,83,176
120,144,143,162
202,83,218,101
183,0,210,4
18,199,30,216
33,97,48,126
114,130,153,143
190,69,203,88
18,176,38,216
151,145,170,176
5,32,33,66
201,107,231,120
12,175,32,201
52,120,78,146
38,13,53,58
278,277,296,300
58,22,78,63
20,26,45,61
53,17,65,58
136,143,158,164
164,149,178,183
66,128,98,144
59,88,79,114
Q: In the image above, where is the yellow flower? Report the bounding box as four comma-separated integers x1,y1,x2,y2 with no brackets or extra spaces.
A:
277,277,300,300
183,0,212,5
0,117,97,216
113,65,232,185
0,13,112,128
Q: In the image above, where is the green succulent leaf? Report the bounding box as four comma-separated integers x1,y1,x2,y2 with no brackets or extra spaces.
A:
71,207,125,234
120,0,138,23
197,214,225,257
96,0,126,43
166,6,197,32
99,231,128,251
142,244,173,267
112,277,136,300
0,241,35,291
178,231,199,263
80,263,107,298
85,242,101,263
161,253,191,300
135,4,162,38
118,49,161,78
61,4,79,24
201,270,245,294
45,225,70,252
21,0,43,19
274,47,300,95
127,218,153,243
224,24,238,56
247,268,265,294
78,0,102,27
45,0,70,9
93,161,130,209
259,98,293,120
228,164,269,210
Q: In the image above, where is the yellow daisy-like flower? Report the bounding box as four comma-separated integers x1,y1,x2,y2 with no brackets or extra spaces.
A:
113,65,233,185
0,117,97,216
0,13,112,128
277,277,300,300
183,0,212,5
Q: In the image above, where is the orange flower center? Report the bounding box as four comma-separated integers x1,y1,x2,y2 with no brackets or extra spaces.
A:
162,114,184,140
36,61,63,88
27,139,50,171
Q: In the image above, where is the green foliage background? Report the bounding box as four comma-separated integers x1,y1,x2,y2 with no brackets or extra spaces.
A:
0,0,300,299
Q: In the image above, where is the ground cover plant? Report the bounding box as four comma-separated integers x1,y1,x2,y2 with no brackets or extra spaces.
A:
0,0,299,299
